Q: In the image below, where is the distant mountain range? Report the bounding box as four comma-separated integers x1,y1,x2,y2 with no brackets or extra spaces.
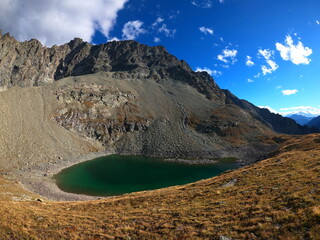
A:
288,114,315,126
307,116,320,130
287,114,320,130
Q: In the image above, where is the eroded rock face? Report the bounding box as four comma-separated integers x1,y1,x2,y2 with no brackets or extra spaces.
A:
0,31,219,99
53,84,152,145
0,33,85,89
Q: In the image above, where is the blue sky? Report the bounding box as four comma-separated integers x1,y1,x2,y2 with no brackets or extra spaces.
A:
1,0,319,116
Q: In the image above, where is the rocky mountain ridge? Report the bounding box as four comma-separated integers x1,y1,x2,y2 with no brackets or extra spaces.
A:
0,31,317,161
0,31,219,99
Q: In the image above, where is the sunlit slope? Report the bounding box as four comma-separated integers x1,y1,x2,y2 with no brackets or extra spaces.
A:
0,134,319,239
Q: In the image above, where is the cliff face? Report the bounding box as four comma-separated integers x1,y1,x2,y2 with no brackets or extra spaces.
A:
0,31,317,164
0,32,220,100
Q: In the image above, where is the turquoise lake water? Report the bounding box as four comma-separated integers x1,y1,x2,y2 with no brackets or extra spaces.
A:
54,155,239,196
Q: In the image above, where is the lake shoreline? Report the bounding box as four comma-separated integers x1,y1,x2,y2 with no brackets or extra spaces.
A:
11,151,115,201
11,152,239,202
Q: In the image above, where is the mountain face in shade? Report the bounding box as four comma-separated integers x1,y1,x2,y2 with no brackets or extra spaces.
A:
307,116,320,130
0,31,318,164
288,114,314,126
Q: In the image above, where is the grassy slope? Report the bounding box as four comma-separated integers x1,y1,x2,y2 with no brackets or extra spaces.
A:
0,134,319,239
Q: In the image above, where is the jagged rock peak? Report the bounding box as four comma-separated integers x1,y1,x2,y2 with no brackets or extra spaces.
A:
0,33,219,98
67,37,85,49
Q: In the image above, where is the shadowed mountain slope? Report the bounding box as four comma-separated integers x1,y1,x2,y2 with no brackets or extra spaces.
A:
307,115,320,130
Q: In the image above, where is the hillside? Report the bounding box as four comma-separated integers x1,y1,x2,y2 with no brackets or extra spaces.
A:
0,134,319,239
307,116,320,130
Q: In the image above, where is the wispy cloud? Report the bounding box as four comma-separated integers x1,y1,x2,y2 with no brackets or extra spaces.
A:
276,35,312,65
152,17,164,27
282,89,298,95
246,56,254,66
191,0,212,8
154,37,161,43
122,20,145,40
258,49,278,75
260,106,320,116
195,67,222,77
217,48,238,64
199,26,213,35
158,24,176,38
247,79,254,83
258,106,279,114
279,106,320,116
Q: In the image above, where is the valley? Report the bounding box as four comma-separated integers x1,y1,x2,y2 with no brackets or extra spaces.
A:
0,33,319,239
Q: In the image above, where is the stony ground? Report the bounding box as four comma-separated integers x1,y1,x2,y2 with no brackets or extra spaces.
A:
0,134,319,239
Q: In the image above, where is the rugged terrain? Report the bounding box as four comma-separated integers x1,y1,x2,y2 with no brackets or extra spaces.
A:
0,134,319,239
0,32,319,239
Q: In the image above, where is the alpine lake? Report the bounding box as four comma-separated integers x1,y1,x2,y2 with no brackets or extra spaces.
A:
54,155,240,197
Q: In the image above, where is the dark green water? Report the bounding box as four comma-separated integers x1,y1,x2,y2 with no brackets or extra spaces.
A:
54,155,239,196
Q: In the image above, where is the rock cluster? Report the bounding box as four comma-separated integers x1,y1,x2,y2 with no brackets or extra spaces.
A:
54,84,151,145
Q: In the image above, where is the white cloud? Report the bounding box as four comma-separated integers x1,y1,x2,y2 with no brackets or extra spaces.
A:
258,49,278,75
154,37,161,43
191,0,212,8
247,79,254,83
258,106,279,114
316,20,320,25
0,0,127,46
279,106,320,117
211,70,222,77
275,35,312,65
254,73,261,78
152,17,164,28
158,24,176,38
246,56,254,66
195,67,221,77
107,37,120,42
199,26,213,35
282,89,298,95
122,20,145,40
275,85,282,89
217,48,238,64
152,17,176,39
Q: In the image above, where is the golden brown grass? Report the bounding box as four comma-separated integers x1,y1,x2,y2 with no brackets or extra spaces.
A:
0,134,319,239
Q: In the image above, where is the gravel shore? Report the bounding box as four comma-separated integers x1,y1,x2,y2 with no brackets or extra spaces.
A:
11,151,115,201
